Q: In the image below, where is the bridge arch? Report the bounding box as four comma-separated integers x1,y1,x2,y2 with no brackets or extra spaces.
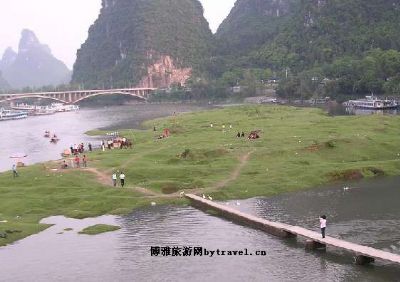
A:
73,91,147,104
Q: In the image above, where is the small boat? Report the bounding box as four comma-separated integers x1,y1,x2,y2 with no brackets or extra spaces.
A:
50,136,60,143
61,149,72,157
10,153,28,167
44,131,51,138
344,95,398,110
0,108,28,121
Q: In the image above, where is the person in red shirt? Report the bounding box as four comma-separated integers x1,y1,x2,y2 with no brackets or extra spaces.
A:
74,155,80,168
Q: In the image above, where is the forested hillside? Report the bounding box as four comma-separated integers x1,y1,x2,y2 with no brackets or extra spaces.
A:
71,0,400,101
72,0,213,89
212,0,400,100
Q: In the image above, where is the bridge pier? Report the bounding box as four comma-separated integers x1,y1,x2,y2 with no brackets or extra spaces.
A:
305,240,326,250
354,255,375,265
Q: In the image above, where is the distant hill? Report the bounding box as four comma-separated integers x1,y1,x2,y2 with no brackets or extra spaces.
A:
0,71,9,90
0,29,71,89
72,0,214,89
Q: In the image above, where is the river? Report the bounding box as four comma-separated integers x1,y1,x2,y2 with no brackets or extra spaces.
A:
0,177,399,281
0,104,399,281
0,104,207,172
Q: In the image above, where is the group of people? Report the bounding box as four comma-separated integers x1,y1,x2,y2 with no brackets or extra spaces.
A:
74,155,88,168
236,131,246,138
112,171,126,187
248,131,261,140
70,143,89,155
61,155,88,169
101,137,132,151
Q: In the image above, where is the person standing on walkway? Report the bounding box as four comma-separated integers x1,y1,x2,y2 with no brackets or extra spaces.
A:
119,172,125,188
88,143,92,152
320,215,327,238
112,172,117,187
12,164,18,178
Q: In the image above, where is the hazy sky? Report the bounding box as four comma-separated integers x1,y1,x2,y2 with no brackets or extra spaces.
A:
0,0,235,69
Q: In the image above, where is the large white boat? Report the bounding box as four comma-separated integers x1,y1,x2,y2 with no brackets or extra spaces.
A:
0,108,28,121
344,95,398,109
11,103,39,112
11,103,79,115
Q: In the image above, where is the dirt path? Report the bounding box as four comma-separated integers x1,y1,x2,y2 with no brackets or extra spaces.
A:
212,150,254,190
77,149,253,199
83,167,161,197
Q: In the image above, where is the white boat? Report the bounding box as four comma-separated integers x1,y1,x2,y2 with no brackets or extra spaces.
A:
0,108,28,121
11,103,39,112
344,95,398,110
32,106,56,116
51,103,79,112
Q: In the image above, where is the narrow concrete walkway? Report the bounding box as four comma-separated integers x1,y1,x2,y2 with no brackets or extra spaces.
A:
186,194,400,266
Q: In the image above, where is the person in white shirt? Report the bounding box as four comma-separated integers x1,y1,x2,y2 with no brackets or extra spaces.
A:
119,172,126,187
320,215,327,238
112,173,117,187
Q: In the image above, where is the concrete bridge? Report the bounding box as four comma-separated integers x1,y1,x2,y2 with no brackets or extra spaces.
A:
0,88,156,104
186,194,400,266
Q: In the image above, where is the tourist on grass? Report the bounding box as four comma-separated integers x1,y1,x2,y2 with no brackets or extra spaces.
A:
82,155,87,168
61,160,68,169
88,143,92,152
120,172,125,187
12,164,18,178
320,215,327,238
74,155,80,168
112,172,117,187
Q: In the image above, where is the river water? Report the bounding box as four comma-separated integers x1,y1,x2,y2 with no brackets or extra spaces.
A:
0,104,399,281
0,177,399,281
0,104,206,172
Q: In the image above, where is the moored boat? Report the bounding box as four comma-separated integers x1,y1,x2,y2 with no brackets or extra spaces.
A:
344,95,398,109
51,103,80,112
0,108,28,121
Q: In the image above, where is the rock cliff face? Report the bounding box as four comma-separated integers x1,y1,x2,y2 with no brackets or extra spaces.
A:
72,0,213,89
0,29,71,89
137,53,192,88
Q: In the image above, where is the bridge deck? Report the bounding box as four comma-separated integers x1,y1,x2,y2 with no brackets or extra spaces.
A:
185,194,400,265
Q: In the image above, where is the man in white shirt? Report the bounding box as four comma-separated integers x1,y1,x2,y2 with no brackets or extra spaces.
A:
120,172,125,187
320,215,327,238
112,172,117,187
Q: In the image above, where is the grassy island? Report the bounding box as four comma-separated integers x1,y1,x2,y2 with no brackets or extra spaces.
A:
0,105,399,246
79,224,121,235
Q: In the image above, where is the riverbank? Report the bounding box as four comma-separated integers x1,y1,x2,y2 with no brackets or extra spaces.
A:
1,105,400,246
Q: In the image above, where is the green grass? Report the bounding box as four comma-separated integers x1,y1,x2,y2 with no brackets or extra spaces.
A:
78,224,121,235
1,105,400,246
